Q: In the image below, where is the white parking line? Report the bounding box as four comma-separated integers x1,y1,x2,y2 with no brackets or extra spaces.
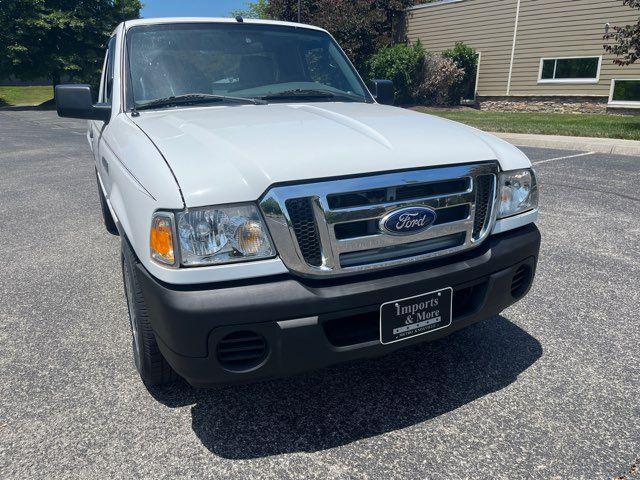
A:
532,151,595,165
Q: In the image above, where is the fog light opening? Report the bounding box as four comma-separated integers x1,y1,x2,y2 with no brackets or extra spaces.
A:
216,331,268,373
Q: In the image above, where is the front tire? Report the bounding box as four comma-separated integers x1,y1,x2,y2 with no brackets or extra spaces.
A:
121,240,178,387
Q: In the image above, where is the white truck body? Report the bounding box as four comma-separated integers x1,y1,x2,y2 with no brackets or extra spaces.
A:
91,18,536,285
56,18,540,387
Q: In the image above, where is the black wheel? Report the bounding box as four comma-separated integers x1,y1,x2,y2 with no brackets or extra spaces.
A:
121,239,178,387
96,170,119,235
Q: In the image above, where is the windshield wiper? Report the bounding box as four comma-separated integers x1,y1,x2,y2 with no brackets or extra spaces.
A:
136,93,265,111
260,89,363,102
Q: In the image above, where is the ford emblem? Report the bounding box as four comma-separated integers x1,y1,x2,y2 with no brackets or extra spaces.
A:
379,206,437,236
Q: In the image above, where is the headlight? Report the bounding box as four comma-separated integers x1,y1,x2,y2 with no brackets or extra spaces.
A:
498,169,539,219
177,204,275,266
150,204,275,267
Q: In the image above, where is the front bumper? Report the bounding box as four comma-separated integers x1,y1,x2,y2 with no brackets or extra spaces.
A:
136,224,541,387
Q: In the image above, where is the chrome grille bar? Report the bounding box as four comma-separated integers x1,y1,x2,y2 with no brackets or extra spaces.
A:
334,218,472,254
259,162,499,278
326,190,476,224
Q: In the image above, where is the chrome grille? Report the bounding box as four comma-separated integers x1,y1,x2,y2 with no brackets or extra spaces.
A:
260,162,499,278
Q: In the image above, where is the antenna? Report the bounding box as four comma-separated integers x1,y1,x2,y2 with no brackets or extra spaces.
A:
121,0,125,22
297,0,301,22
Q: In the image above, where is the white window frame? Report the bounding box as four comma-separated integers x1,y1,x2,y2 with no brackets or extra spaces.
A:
537,56,602,84
608,78,640,108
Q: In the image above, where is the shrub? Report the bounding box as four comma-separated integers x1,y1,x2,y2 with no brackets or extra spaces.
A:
412,54,464,106
442,42,478,102
367,42,425,104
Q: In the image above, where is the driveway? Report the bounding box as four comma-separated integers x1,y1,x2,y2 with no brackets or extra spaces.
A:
0,111,638,479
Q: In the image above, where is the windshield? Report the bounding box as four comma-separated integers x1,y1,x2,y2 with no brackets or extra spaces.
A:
126,23,371,108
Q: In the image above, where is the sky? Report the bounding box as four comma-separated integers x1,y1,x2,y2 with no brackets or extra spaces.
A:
141,0,248,18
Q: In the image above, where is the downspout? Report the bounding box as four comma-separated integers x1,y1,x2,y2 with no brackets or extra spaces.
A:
506,0,521,95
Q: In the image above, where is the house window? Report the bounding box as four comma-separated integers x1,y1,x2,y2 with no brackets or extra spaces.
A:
538,56,601,83
608,79,640,107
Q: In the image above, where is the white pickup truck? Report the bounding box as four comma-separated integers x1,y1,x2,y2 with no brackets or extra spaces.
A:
55,17,540,388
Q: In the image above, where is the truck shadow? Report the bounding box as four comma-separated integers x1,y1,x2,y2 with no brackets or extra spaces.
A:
150,315,541,459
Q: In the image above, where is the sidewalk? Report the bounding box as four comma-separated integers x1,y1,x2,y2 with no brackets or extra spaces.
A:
493,132,640,156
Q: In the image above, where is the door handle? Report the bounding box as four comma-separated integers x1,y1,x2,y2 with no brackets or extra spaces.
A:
101,157,109,174
89,128,94,139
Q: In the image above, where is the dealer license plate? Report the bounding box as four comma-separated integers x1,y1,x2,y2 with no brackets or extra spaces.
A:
379,287,453,345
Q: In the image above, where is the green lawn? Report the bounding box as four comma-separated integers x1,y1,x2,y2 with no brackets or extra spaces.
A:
413,107,640,141
0,86,54,107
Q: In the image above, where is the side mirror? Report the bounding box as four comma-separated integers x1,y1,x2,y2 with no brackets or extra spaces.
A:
55,84,111,122
369,79,394,106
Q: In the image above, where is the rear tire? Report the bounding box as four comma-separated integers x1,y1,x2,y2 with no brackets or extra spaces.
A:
96,170,119,235
121,240,178,387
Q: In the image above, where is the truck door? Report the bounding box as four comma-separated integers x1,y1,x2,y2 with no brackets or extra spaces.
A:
95,36,116,197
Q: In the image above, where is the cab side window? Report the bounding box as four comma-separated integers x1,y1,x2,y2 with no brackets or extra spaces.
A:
100,37,117,104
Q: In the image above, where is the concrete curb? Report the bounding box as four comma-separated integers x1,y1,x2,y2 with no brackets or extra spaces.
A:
492,132,640,156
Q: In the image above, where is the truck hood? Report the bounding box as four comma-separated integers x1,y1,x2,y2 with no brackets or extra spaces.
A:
132,102,530,207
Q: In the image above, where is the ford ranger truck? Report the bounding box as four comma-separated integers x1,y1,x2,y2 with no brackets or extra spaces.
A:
55,18,540,388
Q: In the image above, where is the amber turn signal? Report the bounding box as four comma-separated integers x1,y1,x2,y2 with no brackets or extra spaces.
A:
150,214,175,265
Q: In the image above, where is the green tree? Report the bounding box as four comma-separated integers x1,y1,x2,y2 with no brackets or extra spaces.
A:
232,0,271,19
442,42,478,102
266,0,414,73
368,42,425,103
604,0,640,65
0,0,142,87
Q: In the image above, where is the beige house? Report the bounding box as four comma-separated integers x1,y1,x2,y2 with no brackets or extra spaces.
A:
405,0,640,113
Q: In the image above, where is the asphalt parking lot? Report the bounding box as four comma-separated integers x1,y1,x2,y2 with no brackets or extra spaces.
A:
1,110,638,480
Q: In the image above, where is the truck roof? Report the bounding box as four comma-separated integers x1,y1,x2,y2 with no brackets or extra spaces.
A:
121,17,328,33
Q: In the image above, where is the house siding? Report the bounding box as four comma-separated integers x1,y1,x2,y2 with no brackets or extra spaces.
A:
510,0,640,96
406,0,640,102
406,0,519,96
